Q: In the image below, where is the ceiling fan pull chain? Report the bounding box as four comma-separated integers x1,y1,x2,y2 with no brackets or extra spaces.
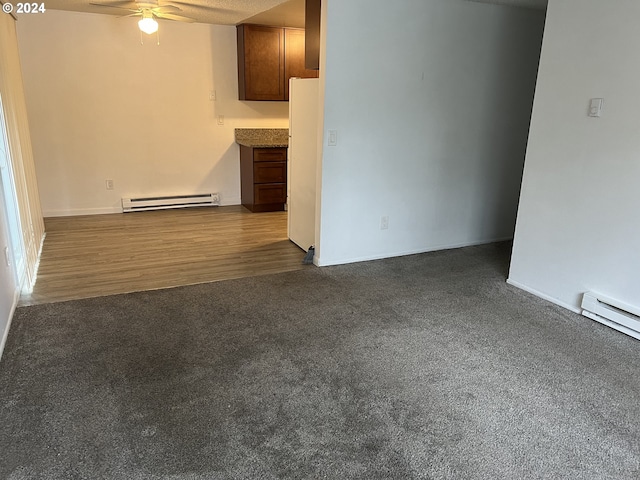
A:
156,28,160,46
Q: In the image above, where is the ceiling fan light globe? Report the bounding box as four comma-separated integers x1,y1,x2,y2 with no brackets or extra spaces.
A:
138,17,158,35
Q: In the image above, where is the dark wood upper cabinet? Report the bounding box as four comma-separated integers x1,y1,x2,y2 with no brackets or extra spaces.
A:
305,0,321,70
237,24,318,101
284,28,319,100
237,25,285,101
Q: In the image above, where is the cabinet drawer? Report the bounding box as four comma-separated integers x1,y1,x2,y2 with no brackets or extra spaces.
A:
254,183,286,204
254,148,287,162
254,162,286,183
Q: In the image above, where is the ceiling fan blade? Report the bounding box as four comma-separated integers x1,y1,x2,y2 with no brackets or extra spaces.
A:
152,5,182,14
164,1,235,13
89,3,140,13
154,12,196,22
91,0,137,5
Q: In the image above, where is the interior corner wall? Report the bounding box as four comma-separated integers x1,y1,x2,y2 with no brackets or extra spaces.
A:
315,0,545,266
0,200,17,360
0,11,45,358
312,0,328,264
509,0,640,312
16,10,289,217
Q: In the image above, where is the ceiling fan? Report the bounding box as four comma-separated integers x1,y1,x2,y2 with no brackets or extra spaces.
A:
89,1,195,34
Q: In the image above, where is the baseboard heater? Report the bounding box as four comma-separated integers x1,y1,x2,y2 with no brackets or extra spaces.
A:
122,193,219,213
581,292,640,341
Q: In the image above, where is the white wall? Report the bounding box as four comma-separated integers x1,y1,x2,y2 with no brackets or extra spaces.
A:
509,0,640,312
0,200,18,359
0,85,17,356
17,10,289,216
0,12,45,359
315,0,545,266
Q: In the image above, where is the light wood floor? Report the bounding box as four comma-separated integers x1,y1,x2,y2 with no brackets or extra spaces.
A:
20,206,307,306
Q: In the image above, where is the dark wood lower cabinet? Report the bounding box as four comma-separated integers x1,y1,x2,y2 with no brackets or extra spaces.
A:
240,146,287,212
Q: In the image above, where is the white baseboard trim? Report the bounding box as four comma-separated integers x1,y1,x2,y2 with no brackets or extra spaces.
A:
506,278,581,314
0,287,20,361
37,231,45,258
1,231,47,360
24,232,46,293
316,237,513,267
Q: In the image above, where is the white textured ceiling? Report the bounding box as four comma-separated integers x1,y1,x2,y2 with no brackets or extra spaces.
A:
41,0,302,26
40,0,547,27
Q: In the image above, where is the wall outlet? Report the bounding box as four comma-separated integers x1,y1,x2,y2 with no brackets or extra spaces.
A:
209,90,216,101
211,193,220,205
217,115,224,126
380,215,389,230
106,179,114,190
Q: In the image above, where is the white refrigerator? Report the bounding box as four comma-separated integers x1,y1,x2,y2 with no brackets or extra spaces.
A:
288,78,320,252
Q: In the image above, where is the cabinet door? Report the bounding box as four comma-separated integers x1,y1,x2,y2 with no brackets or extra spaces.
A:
284,29,319,101
238,25,285,101
305,0,321,70
254,184,286,205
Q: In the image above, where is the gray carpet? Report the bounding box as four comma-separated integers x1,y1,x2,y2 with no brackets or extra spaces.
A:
1,242,639,479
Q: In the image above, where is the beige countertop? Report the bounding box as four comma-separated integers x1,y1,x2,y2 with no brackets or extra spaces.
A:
235,128,289,148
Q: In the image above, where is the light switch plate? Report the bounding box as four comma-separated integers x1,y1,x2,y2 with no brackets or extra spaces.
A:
589,98,603,117
328,130,337,146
